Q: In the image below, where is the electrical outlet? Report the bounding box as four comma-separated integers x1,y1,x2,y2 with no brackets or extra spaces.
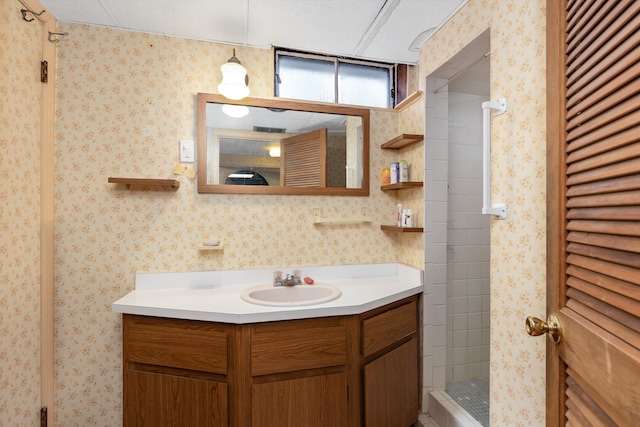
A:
180,140,194,163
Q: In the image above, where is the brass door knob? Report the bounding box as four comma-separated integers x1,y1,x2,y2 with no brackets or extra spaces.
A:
525,314,562,343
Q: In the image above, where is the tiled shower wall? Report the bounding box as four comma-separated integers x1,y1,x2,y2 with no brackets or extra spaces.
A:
446,92,490,383
422,77,449,408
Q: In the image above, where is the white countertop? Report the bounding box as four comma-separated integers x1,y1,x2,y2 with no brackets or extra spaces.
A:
112,263,423,324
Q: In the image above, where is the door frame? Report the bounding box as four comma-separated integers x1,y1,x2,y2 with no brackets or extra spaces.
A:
546,0,567,425
19,0,57,421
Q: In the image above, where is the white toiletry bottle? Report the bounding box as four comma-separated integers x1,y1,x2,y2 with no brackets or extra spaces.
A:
406,209,413,227
397,204,403,226
390,162,399,184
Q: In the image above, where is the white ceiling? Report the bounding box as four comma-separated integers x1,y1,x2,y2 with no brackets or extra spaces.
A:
38,0,467,64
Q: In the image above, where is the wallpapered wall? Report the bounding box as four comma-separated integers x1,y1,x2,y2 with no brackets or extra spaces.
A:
420,0,547,425
53,23,422,424
0,1,42,424
3,0,548,424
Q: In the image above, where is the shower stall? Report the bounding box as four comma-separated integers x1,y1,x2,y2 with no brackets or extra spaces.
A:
443,90,490,426
423,30,491,427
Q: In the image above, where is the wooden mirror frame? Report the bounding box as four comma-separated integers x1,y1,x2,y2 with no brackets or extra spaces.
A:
197,93,370,196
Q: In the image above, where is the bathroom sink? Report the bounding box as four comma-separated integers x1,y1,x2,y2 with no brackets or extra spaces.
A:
240,283,342,307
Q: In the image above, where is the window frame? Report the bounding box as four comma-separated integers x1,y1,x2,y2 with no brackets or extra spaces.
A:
274,48,397,108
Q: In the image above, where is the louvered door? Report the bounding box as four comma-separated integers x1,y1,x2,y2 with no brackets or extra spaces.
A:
281,128,327,187
546,1,640,425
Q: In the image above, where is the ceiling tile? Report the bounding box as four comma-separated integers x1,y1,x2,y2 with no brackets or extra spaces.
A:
40,0,468,64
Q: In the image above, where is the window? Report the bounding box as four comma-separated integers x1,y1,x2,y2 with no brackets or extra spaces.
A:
275,49,397,108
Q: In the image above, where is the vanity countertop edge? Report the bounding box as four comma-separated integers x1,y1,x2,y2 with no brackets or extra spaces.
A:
112,263,423,324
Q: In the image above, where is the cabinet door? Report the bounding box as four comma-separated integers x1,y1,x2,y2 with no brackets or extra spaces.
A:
252,372,348,427
124,370,227,427
364,338,419,427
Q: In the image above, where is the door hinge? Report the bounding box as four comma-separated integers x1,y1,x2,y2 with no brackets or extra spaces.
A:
41,60,48,83
40,406,48,427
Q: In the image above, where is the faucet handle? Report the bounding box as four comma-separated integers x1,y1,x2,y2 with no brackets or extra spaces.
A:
273,270,283,286
292,270,303,285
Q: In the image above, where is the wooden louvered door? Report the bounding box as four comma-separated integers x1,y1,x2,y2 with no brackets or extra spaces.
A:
545,1,640,425
281,128,327,187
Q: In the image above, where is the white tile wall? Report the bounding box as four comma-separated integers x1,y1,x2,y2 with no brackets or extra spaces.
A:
445,92,490,384
423,77,449,398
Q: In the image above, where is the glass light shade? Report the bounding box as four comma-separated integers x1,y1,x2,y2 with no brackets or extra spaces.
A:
268,146,281,157
218,62,250,100
221,104,249,118
228,172,254,179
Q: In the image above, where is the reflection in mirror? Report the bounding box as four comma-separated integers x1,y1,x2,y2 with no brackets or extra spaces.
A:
197,93,370,196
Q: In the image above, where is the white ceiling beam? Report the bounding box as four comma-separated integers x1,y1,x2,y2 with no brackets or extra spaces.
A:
352,0,400,57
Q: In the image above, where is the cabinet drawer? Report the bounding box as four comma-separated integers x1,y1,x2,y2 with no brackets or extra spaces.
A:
251,317,347,376
124,315,227,374
362,300,417,357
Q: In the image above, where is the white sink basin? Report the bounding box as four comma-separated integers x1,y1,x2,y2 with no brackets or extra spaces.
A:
240,283,342,307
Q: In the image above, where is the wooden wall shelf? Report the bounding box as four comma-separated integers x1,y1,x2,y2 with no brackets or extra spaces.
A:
394,91,423,112
381,134,424,150
381,182,423,191
380,225,424,233
108,177,180,189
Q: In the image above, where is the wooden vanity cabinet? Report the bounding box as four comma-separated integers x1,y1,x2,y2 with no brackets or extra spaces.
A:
122,294,421,427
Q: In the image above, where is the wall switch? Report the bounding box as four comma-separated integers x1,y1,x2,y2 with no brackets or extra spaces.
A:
180,140,195,163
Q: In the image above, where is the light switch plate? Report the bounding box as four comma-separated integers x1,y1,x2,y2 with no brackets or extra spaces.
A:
180,140,194,163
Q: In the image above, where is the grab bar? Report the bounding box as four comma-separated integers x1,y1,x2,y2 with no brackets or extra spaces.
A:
481,98,507,219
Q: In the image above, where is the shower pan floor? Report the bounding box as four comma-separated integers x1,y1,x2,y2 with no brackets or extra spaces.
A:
445,378,489,426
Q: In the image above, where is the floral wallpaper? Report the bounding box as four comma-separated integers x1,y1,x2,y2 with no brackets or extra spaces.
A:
420,0,547,425
2,0,548,424
53,23,419,424
0,0,42,424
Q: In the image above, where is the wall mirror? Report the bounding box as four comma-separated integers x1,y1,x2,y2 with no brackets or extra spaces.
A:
197,93,370,196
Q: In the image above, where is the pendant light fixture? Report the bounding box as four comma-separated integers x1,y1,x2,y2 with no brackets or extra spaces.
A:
218,48,250,100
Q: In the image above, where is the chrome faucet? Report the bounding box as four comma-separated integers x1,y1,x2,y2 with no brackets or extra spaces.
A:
282,274,298,286
273,269,302,287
